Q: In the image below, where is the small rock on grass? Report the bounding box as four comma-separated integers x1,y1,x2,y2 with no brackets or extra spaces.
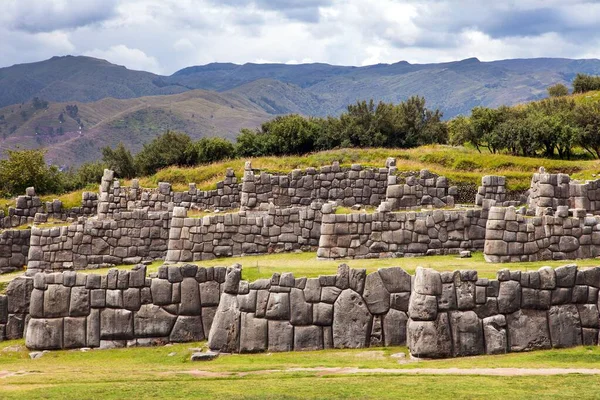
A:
459,251,472,258
191,351,219,361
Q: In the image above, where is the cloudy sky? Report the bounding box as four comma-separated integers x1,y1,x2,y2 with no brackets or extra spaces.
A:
2,0,600,75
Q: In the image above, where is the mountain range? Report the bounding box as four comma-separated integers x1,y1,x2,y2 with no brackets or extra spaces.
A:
1,55,600,165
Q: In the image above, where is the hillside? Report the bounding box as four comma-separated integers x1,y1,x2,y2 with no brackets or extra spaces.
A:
0,90,270,166
3,56,600,120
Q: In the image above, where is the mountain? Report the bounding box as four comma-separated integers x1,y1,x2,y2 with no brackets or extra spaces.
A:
0,90,269,166
3,55,600,166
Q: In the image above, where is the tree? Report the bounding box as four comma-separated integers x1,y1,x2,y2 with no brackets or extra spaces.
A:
134,131,196,175
0,149,62,196
447,115,473,147
101,143,137,178
547,83,569,97
575,102,600,158
573,73,600,94
196,137,235,164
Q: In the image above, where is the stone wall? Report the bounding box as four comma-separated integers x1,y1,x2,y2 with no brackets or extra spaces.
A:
476,175,507,206
24,264,227,350
484,206,600,263
317,206,487,259
528,168,600,213
407,265,600,358
0,276,34,341
0,229,30,274
385,170,457,210
27,210,171,274
165,204,322,262
240,160,394,210
208,264,409,353
97,169,240,219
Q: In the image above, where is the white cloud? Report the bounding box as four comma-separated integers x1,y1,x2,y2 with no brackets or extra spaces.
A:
84,45,161,73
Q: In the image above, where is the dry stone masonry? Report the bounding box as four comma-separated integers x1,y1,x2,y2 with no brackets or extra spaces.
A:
386,169,457,210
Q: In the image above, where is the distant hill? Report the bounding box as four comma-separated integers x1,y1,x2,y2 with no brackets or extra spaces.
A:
0,90,269,166
3,55,600,166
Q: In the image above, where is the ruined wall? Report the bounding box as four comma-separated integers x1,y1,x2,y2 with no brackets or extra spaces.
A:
208,264,409,353
385,170,457,210
317,206,487,259
407,265,600,358
528,168,600,214
27,210,171,274
240,160,393,210
0,276,34,341
24,264,226,350
484,206,600,263
97,169,240,219
0,229,30,274
165,204,322,262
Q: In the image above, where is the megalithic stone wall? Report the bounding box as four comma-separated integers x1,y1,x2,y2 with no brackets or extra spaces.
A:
240,160,393,210
208,264,410,353
317,205,487,259
0,276,34,341
385,170,457,210
484,206,600,263
165,204,323,262
23,264,228,350
407,265,600,358
0,229,30,274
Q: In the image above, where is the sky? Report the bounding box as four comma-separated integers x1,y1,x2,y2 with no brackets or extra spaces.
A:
2,0,600,75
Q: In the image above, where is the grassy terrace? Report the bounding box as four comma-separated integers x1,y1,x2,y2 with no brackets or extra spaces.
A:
1,338,600,399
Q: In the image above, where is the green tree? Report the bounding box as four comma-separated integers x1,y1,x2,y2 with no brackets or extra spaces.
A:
0,149,62,196
447,115,473,147
573,73,600,94
134,131,197,175
547,83,569,97
196,137,235,164
575,102,600,158
102,143,137,178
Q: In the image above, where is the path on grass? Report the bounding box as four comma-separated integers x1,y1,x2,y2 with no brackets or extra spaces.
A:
182,367,600,378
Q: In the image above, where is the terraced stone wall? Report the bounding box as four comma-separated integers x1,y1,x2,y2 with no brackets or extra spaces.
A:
23,264,226,350
385,170,457,210
240,160,394,210
407,265,600,358
165,204,322,262
0,276,34,341
317,206,487,259
484,206,600,263
0,229,30,274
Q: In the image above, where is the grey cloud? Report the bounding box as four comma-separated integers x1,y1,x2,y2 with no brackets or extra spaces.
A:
7,0,119,33
209,0,332,22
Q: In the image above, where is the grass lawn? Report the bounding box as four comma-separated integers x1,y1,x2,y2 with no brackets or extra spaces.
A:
1,339,600,399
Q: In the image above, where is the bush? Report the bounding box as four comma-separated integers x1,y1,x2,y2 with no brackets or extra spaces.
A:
134,131,197,175
0,149,63,196
196,137,235,164
102,143,136,179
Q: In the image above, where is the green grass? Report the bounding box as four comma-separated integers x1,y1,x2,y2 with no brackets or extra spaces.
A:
1,339,600,399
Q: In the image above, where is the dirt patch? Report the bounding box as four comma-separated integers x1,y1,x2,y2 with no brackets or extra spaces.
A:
177,367,600,378
0,370,31,379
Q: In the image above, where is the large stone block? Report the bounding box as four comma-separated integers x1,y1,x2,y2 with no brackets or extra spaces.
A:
26,318,63,350
408,293,438,321
208,293,241,353
498,281,521,314
44,285,70,318
179,278,201,315
265,292,290,320
199,281,220,306
383,309,408,346
362,271,390,314
413,267,442,295
294,325,323,351
407,313,452,358
548,305,582,348
378,267,411,293
69,287,90,317
482,315,507,355
506,309,551,352
170,315,205,342
333,289,372,348
7,277,33,314
239,313,268,353
268,320,294,352
290,288,312,326
133,304,176,338
150,279,172,305
100,309,134,340
64,317,87,349
449,311,484,357
87,309,100,347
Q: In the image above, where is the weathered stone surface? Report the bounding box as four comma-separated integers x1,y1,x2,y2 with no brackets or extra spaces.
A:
290,288,312,326
449,311,484,357
407,313,452,358
208,294,241,353
408,293,437,321
44,285,70,318
506,309,551,352
548,305,582,348
333,289,372,348
498,281,521,314
378,267,411,293
26,318,63,350
294,325,323,351
132,304,177,338
69,287,90,317
577,304,600,328
238,290,257,313
199,281,220,306
455,281,476,311
555,264,577,287
170,316,205,342
239,313,267,353
383,309,408,346
268,320,294,352
179,278,201,315
313,302,333,326
150,279,172,305
413,267,442,295
482,315,507,355
362,271,390,314
201,306,217,336
190,351,219,361
87,308,100,347
304,278,321,303
29,289,44,318
63,317,87,349
265,292,290,320
438,283,457,311
7,277,33,314
100,308,134,340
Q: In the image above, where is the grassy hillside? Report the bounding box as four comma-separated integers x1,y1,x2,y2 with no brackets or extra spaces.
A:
0,90,270,166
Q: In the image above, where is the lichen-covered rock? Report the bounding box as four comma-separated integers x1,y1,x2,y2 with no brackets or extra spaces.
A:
332,289,371,348
265,292,290,320
170,316,205,342
408,293,437,321
506,309,551,352
133,304,175,338
548,305,582,348
413,267,442,296
407,312,452,358
498,281,521,313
